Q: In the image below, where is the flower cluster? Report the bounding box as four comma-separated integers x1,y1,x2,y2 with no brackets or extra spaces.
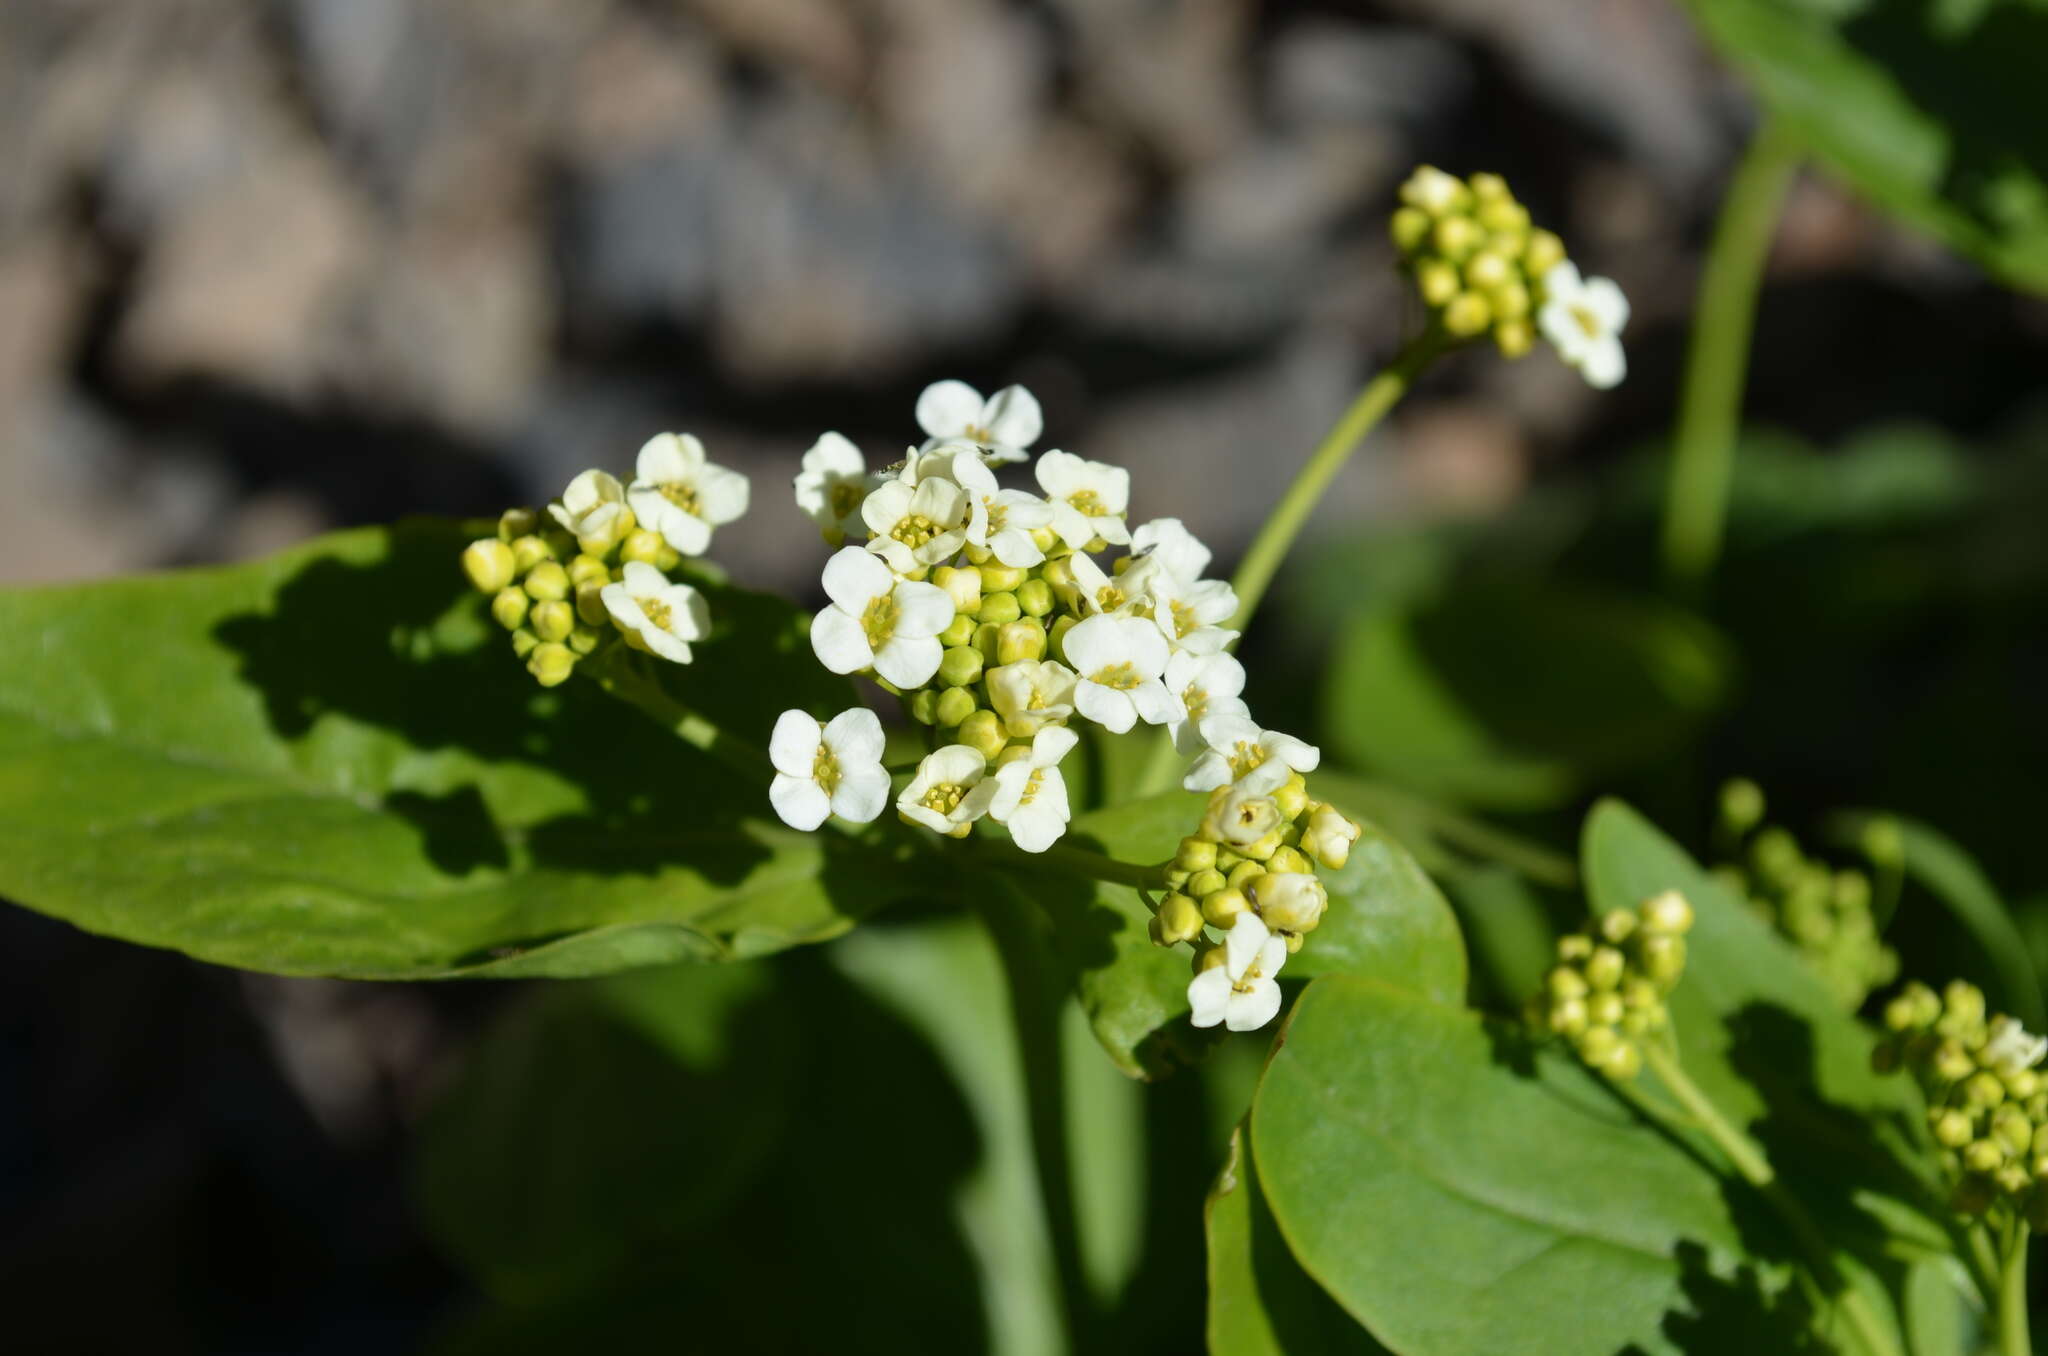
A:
1159,775,1362,1031
459,433,749,686
1390,165,1629,388
1533,891,1696,1081
1876,981,2048,1222
1711,779,1899,1011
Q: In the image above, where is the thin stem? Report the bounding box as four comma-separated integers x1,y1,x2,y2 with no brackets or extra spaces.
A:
1638,1043,1903,1356
2000,1220,2031,1356
1329,778,1580,888
1661,120,1802,586
1005,839,1168,892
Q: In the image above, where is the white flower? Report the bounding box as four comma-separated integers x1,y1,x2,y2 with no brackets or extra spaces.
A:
966,726,1079,852
1188,913,1288,1032
1301,804,1362,871
1066,550,1161,618
951,456,1053,568
860,474,970,574
1985,1016,2048,1077
768,708,890,831
810,546,955,688
627,433,752,556
1036,450,1131,549
1062,614,1180,733
1252,873,1328,933
987,659,1078,737
1184,714,1320,794
1145,570,1238,653
549,469,632,552
793,432,872,541
1203,783,1284,846
916,380,1043,465
1164,650,1249,755
898,744,992,837
601,560,710,664
1131,517,1213,583
1538,261,1629,391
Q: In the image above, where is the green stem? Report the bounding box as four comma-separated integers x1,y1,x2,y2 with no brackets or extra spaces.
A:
586,645,770,786
2000,1221,2031,1356
1661,120,1802,586
1328,779,1580,888
1010,840,1168,892
1638,1043,1902,1356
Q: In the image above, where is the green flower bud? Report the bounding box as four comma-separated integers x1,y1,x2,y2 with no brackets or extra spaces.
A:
1934,1108,1976,1148
511,534,553,574
2011,1070,2041,1100
1549,996,1589,1036
1202,887,1251,930
1549,967,1589,1001
1390,206,1433,253
1267,845,1312,876
620,530,666,566
491,587,531,631
1176,837,1218,872
1935,1040,1976,1083
510,627,540,658
934,687,978,728
1226,859,1267,891
1016,577,1055,617
498,507,540,541
1585,946,1626,991
1194,943,1229,977
1945,981,1986,1029
1599,910,1638,945
1965,1139,2007,1174
1237,828,1283,862
1884,994,1921,1032
1442,291,1492,337
1271,774,1311,822
1640,934,1686,985
463,538,517,594
1589,992,1625,1027
1468,172,1510,204
1432,215,1482,262
1996,1107,2034,1155
1578,1025,1620,1065
531,599,575,643
1640,890,1694,936
978,591,1022,626
1622,978,1660,1010
575,581,610,627
1558,934,1594,963
1476,197,1529,236
524,561,570,602
1966,1072,2007,1109
908,687,941,725
974,621,1003,665
1861,817,1904,869
1416,259,1462,307
1490,279,1532,321
1187,868,1227,899
1717,778,1765,836
980,563,1028,592
1465,250,1513,291
1996,1163,2030,1197
526,641,576,687
939,646,984,688
938,613,978,648
1494,319,1534,359
1524,230,1566,280
1157,893,1204,945
996,620,1045,666
567,553,611,588
569,624,602,656
958,710,1008,762
1599,1040,1643,1081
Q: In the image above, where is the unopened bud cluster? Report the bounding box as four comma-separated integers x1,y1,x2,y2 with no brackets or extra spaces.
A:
1534,891,1696,1081
460,433,748,686
1875,980,2048,1222
1155,774,1359,948
1712,779,1898,1010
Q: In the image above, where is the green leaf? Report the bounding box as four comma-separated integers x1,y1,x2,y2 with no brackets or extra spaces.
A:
1322,585,1731,810
0,520,902,978
1016,790,1466,1080
1206,1124,1388,1355
1683,0,2048,293
1251,976,1780,1355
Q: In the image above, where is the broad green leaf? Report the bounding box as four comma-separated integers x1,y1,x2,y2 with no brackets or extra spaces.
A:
1206,1125,1387,1355
1251,976,1778,1355
0,521,906,978
1015,790,1466,1079
1684,0,2048,293
1322,585,1730,810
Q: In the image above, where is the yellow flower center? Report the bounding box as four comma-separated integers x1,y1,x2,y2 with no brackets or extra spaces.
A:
1229,739,1267,779
1169,599,1200,638
1232,956,1267,994
1182,684,1209,723
1090,662,1142,692
1093,584,1127,613
891,514,943,549
1067,489,1110,518
813,745,841,796
1019,768,1046,807
861,593,900,648
829,482,864,518
964,423,993,443
659,482,702,516
984,498,1007,533
1571,304,1602,340
920,783,965,814
641,596,675,633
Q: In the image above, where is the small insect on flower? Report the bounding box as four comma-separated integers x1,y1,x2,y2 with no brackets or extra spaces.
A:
628,433,752,556
1183,715,1320,795
1063,614,1181,733
967,725,1080,853
793,432,873,542
601,561,710,664
1130,517,1213,584
1189,913,1289,1031
768,707,891,831
549,469,633,554
915,380,1044,465
1538,261,1630,390
1036,450,1133,549
810,547,956,689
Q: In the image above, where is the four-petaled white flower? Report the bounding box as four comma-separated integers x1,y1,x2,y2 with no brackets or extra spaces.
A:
898,744,992,837
965,726,1079,852
1165,650,1249,755
601,560,710,664
549,469,632,552
1184,714,1320,794
793,432,873,541
861,474,969,575
1063,614,1181,733
1188,913,1288,1031
1203,782,1284,846
628,433,752,556
1538,261,1629,391
810,547,955,688
1984,1016,2048,1077
1066,549,1160,619
1300,804,1362,870
768,707,890,831
1145,570,1238,654
916,380,1043,465
1036,450,1132,549
1131,517,1212,584
952,456,1053,568
987,659,1078,736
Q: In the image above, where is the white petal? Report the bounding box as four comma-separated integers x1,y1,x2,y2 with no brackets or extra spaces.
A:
1582,336,1627,390
1258,936,1289,981
1007,797,1067,853
927,745,988,784
1537,299,1583,358
831,764,891,824
1187,969,1233,1028
694,464,752,525
620,561,668,594
1198,712,1261,754
637,432,703,483
822,546,890,615
1132,518,1212,581
1266,732,1320,774
1224,979,1283,1032
980,385,1042,448
1583,277,1630,333
811,606,874,674
1060,614,1119,675
1223,913,1273,977
1074,682,1134,733
874,633,943,688
1128,678,1184,727
641,627,694,664
990,527,1046,569
1542,260,1584,297
657,507,712,556
803,432,865,478
1033,449,1084,499
916,380,985,438
822,707,885,765
866,537,918,575
657,582,711,640
770,774,831,831
768,710,824,777
1124,619,1169,676
1032,725,1080,766
891,580,958,638
1181,752,1230,792
861,479,914,536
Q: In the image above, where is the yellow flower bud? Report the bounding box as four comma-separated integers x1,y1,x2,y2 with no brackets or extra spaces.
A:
619,529,665,566
996,621,1046,665
1465,250,1513,291
569,624,602,656
490,587,530,631
1416,259,1461,307
1578,1025,1620,1065
574,581,609,627
1965,1139,2007,1174
932,565,983,613
1390,205,1432,253
1176,837,1218,872
1586,947,1626,991
510,627,540,658
1047,614,1077,663
1550,996,1589,1036
980,591,1023,626
1493,319,1534,359
526,641,576,687
1157,893,1204,945
934,687,978,728
511,534,553,574
524,561,570,603
1267,846,1312,876
1187,868,1227,899
567,553,611,588
1432,215,1482,262
1468,172,1510,203
498,507,540,541
530,599,575,643
1194,943,1229,976
1599,910,1638,944
1598,1040,1642,1081
1524,230,1566,281
1588,992,1625,1027
1476,198,1529,236
1226,859,1267,892
463,538,517,594
1442,291,1492,337
1548,967,1588,1001
1933,1109,1976,1148
938,646,984,688
1640,934,1686,985
1271,774,1310,822
958,710,1009,762
1641,890,1694,936
1253,873,1328,933
980,563,1028,592
1490,279,1532,321
1558,934,1593,963
1202,887,1251,930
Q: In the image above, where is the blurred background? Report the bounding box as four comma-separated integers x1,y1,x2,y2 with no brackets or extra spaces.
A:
4,0,2047,1351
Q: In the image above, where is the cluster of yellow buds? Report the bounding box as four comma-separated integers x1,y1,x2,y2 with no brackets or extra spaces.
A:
1876,981,2048,1221
902,553,1079,758
1390,166,1566,358
1151,773,1363,967
1533,891,1696,1080
1712,779,1899,1011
